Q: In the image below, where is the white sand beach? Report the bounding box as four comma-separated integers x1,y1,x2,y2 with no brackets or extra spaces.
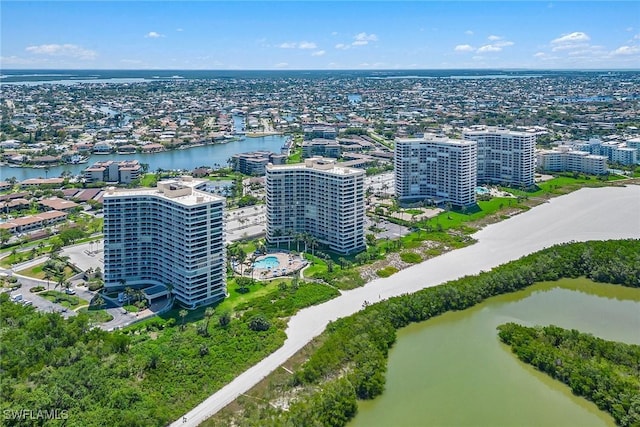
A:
173,184,640,427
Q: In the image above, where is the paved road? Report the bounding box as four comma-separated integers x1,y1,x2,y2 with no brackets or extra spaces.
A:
171,184,640,427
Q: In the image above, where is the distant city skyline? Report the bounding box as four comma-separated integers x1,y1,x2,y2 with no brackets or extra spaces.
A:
1,1,639,70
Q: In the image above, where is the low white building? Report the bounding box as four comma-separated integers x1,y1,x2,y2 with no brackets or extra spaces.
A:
537,146,608,175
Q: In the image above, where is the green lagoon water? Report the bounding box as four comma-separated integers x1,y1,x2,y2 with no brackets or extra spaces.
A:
350,278,640,427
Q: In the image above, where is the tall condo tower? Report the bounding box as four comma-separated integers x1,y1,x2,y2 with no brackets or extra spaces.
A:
395,136,477,207
103,177,226,308
463,128,536,188
266,157,365,254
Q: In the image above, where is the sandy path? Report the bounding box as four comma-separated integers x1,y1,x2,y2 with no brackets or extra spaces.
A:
172,185,640,427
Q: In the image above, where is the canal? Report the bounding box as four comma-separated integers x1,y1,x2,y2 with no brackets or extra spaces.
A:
0,134,287,181
350,278,640,427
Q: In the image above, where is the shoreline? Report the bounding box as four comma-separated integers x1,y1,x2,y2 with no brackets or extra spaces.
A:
1,137,256,170
172,184,640,426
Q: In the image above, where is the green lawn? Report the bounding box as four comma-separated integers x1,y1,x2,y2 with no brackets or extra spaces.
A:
39,291,88,309
503,175,620,198
287,147,302,164
217,277,291,313
123,304,140,313
79,307,114,323
140,174,158,187
17,263,76,280
301,254,328,277
420,197,516,232
143,277,293,328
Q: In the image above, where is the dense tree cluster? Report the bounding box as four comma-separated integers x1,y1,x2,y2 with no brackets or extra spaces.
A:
498,323,640,426
0,281,337,426
208,239,639,427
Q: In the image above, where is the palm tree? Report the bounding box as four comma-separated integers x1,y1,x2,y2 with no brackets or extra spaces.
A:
44,270,53,290
179,309,188,331
92,295,105,309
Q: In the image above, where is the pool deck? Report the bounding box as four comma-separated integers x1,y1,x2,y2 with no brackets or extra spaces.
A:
235,251,308,280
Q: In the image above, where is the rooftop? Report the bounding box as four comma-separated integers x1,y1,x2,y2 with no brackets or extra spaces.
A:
267,157,364,176
104,177,225,207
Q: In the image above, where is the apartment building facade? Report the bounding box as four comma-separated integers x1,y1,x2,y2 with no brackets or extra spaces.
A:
230,151,287,176
537,147,608,175
394,136,477,207
266,158,365,254
463,128,536,188
103,177,226,308
574,138,639,166
84,160,142,184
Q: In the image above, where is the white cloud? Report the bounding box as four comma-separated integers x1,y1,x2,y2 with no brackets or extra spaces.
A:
551,31,590,51
473,37,514,53
465,30,474,36
477,44,502,53
612,45,640,56
312,50,326,57
25,43,97,59
278,41,317,49
121,59,143,64
274,62,288,68
552,32,590,44
331,32,338,36
176,28,184,32
335,43,350,50
534,52,546,58
454,44,474,52
145,31,164,38
352,32,378,46
495,40,514,48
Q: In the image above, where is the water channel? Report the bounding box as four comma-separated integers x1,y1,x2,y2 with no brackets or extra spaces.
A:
350,278,640,427
0,134,287,181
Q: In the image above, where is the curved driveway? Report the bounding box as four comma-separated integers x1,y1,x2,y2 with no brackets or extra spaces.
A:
173,185,640,427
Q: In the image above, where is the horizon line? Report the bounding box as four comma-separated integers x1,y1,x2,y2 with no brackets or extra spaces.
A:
2,67,640,72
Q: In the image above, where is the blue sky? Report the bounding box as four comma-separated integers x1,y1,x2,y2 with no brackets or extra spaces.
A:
1,1,639,69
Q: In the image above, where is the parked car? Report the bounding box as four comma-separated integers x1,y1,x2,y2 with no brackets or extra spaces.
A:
65,288,76,295
10,294,23,302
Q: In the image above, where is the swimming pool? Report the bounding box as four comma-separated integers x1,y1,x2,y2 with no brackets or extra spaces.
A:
476,186,490,195
253,256,280,269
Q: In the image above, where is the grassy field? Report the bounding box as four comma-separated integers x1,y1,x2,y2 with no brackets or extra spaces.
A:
39,290,88,309
421,197,518,232
17,263,76,280
140,173,158,187
79,307,114,323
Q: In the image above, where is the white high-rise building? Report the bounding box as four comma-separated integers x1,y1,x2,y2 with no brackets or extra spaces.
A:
394,136,477,207
266,157,365,254
463,128,536,187
103,177,226,309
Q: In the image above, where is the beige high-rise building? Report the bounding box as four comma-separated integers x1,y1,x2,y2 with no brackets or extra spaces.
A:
463,128,536,187
266,157,365,254
104,177,226,309
394,136,477,207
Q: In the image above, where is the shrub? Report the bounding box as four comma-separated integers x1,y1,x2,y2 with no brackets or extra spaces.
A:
248,314,271,331
88,282,104,291
376,266,399,278
400,252,422,264
30,286,45,293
